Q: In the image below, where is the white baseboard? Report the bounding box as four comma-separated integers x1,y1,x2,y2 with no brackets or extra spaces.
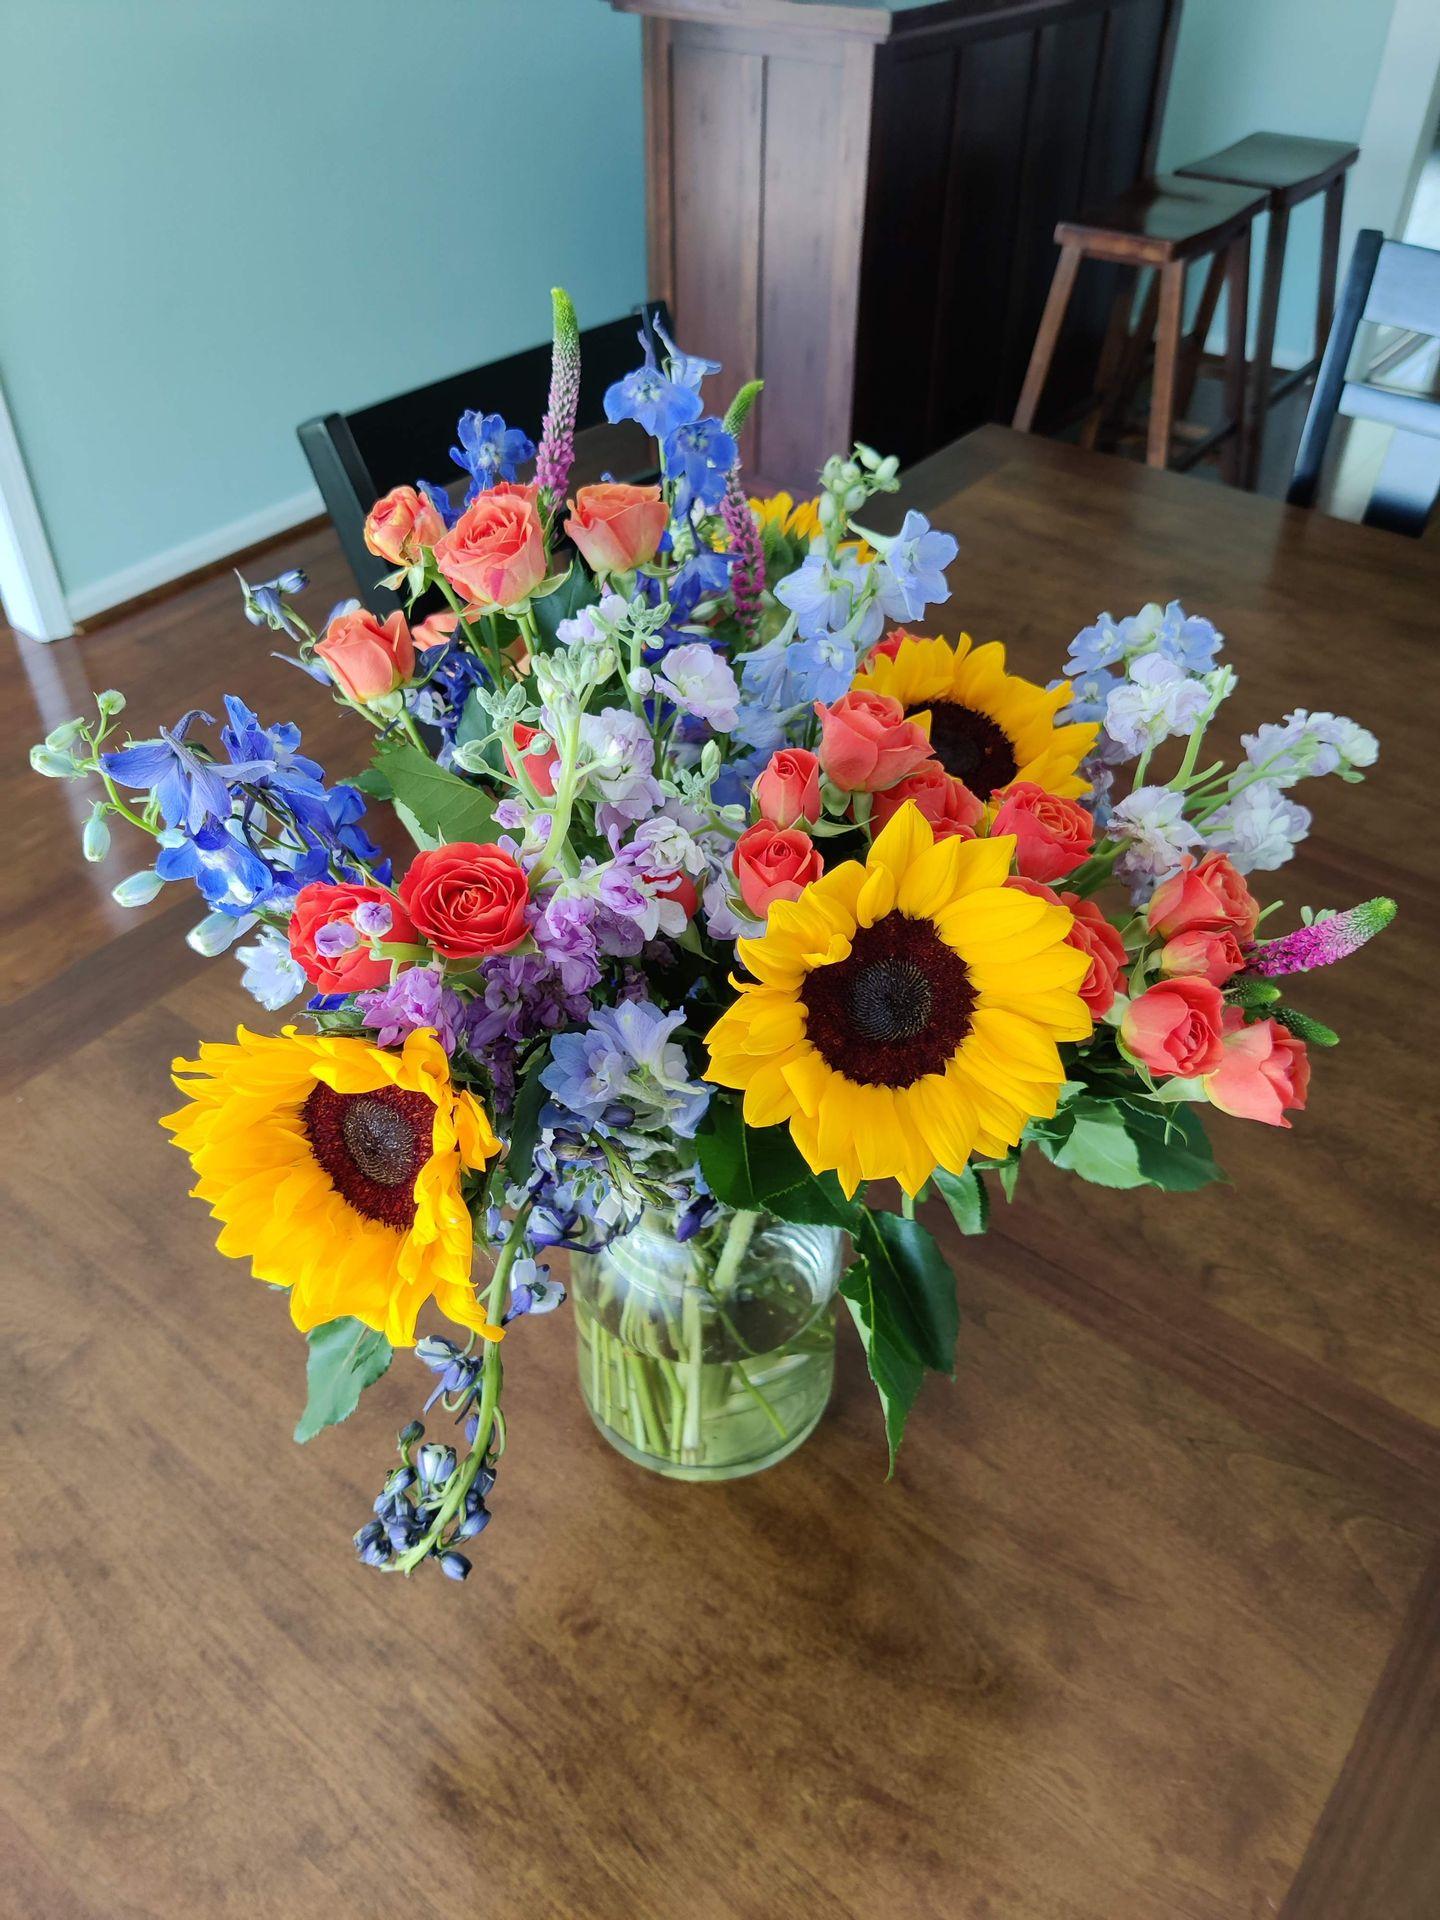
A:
65,486,325,624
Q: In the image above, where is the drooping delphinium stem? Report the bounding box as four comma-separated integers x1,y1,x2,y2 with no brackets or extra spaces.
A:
1246,898,1397,977
535,287,580,511
720,470,764,643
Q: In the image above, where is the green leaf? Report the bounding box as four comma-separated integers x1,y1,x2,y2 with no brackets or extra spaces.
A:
530,564,598,649
504,1056,549,1190
294,1317,392,1444
933,1165,989,1236
996,1155,1021,1203
839,1255,924,1475
374,742,501,845
763,1173,855,1230
1126,1101,1226,1192
854,1211,959,1375
343,763,394,801
1049,1100,1148,1188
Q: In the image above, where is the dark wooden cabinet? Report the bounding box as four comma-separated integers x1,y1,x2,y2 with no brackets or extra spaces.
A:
611,0,1179,487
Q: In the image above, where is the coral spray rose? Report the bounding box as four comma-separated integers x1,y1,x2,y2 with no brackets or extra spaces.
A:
1205,1012,1310,1127
813,691,934,793
754,748,822,828
1148,851,1259,943
1158,925,1247,987
363,485,447,567
564,483,668,573
990,781,1094,882
288,882,415,993
868,628,919,664
1121,978,1226,1077
433,483,548,608
732,821,823,918
398,843,530,962
1009,878,1127,1017
870,762,983,840
315,608,415,703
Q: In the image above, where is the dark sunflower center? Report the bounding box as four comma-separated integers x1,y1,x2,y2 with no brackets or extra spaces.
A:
801,913,975,1087
302,1082,433,1228
924,700,1017,796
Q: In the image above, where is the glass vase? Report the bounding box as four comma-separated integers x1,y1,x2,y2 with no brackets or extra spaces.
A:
571,1204,845,1481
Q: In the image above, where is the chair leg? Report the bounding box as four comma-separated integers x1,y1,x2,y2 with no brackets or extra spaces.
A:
1080,280,1133,450
1221,227,1251,487
1177,252,1226,416
1105,272,1161,445
1246,202,1287,489
1317,175,1345,355
1013,244,1082,434
1148,261,1187,469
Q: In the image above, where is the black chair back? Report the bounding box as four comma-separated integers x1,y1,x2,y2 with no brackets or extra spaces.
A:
1288,230,1440,537
299,301,671,609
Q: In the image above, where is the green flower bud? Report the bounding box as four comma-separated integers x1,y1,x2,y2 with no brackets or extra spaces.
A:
96,689,126,716
82,804,111,863
46,718,86,749
112,869,166,907
187,911,246,957
30,744,80,778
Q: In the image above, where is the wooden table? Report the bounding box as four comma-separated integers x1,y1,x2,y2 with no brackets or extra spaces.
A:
4,427,1438,1919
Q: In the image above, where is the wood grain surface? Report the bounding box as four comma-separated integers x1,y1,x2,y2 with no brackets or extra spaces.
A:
4,427,1437,1918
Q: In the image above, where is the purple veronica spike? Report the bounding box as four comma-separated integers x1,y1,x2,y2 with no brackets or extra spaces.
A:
1246,898,1396,977
536,288,581,505
720,470,763,641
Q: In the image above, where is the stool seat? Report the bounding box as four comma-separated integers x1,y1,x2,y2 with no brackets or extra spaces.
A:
1056,175,1268,265
1177,133,1359,206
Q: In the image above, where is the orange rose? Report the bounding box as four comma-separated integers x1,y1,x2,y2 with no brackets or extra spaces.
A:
1010,878,1127,1017
433,482,548,608
732,821,823,918
813,691,934,793
871,762,982,840
363,485,447,567
564,483,668,574
1147,851,1259,943
754,748,821,828
315,608,415,702
990,781,1093,882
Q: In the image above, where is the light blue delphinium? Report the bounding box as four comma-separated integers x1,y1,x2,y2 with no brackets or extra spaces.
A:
785,631,856,704
873,510,958,622
541,1001,710,1142
236,926,308,1010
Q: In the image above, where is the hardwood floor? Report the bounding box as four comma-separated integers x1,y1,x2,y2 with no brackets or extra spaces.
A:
3,431,1438,1918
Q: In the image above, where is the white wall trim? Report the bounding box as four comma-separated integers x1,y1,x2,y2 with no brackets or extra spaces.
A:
65,485,324,624
0,383,74,642
1346,0,1440,252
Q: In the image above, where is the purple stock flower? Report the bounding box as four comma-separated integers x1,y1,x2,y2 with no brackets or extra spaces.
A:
653,643,741,731
357,967,467,1052
531,892,602,996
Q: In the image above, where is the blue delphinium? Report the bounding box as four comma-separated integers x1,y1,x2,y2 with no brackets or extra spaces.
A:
101,709,270,834
451,411,536,499
873,511,958,622
664,417,737,516
541,1001,710,1143
416,477,462,529
605,321,704,440
237,568,307,637
785,631,856,704
774,552,882,651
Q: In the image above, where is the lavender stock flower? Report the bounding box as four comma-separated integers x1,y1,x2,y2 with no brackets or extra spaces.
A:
357,967,467,1052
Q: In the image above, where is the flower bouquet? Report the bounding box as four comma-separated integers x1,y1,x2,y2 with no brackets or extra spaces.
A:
34,292,1395,1583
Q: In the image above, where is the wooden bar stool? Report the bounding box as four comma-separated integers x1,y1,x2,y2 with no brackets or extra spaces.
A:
1176,134,1360,487
1013,176,1266,479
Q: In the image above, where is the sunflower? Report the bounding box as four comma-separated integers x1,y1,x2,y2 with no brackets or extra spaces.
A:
704,805,1092,1197
853,633,1097,803
740,494,876,565
162,1026,502,1345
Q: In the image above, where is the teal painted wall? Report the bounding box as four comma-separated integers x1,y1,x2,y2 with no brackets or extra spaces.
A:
1160,0,1396,366
0,0,646,605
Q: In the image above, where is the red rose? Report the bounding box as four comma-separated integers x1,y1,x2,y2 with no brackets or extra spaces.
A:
1147,851,1259,943
398,843,530,962
868,627,920,664
1120,978,1226,1077
813,691,934,793
990,780,1094,882
1205,1012,1310,1128
288,881,415,993
1010,877,1127,1017
1158,925,1247,987
433,482,548,608
564,482,668,574
754,748,821,828
871,762,983,841
503,722,559,800
315,608,415,703
732,821,823,919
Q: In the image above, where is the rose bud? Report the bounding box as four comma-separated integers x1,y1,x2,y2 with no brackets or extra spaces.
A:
1120,978,1226,1077
1147,850,1259,943
315,608,416,703
398,843,530,962
363,485,447,567
433,482,548,608
1204,1012,1310,1128
813,690,934,793
755,748,822,828
990,781,1094,882
732,821,823,919
564,483,668,574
